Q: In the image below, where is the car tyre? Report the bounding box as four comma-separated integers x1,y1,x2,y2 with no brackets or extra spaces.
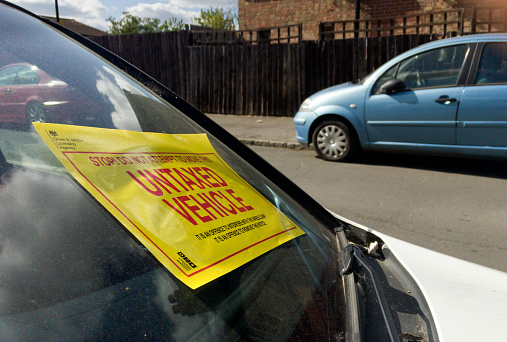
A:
312,120,357,162
26,101,48,123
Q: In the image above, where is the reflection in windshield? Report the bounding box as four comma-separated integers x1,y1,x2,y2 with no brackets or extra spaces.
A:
0,166,156,316
0,3,345,341
0,59,150,131
0,62,75,124
95,66,142,131
0,160,342,340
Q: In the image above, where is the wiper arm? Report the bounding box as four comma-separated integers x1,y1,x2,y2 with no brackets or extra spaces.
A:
335,228,362,342
340,244,401,342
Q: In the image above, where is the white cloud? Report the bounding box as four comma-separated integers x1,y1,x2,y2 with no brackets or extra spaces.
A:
8,0,238,32
10,0,110,30
126,1,237,24
126,3,200,23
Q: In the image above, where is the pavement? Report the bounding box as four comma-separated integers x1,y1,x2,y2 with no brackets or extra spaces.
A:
205,114,308,150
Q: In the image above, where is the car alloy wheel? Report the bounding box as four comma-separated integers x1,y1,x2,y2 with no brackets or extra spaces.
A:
26,102,48,123
313,120,356,162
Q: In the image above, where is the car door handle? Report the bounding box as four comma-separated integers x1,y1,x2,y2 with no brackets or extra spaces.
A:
434,97,457,104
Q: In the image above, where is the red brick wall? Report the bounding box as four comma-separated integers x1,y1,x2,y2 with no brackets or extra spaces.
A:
238,0,506,40
239,0,355,40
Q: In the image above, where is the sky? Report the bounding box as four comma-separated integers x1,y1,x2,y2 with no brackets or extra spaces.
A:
8,0,238,32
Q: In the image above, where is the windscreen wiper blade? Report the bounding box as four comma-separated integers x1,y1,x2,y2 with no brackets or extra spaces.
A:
339,244,401,342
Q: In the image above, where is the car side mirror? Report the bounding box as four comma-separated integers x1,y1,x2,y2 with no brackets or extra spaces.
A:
376,79,406,95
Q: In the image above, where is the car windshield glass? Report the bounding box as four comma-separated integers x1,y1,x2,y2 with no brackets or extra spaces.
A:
0,4,344,341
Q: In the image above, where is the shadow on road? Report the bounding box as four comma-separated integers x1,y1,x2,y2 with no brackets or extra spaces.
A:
350,152,507,179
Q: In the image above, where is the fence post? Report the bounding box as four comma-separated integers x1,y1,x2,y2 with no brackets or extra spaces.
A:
471,7,477,33
488,8,493,33
459,9,464,36
443,12,448,37
429,13,434,36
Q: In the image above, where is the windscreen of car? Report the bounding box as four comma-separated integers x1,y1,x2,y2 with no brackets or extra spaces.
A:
0,4,345,341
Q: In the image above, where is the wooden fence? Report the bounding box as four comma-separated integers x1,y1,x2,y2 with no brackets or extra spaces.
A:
88,32,438,117
191,24,303,45
471,6,507,33
320,9,464,39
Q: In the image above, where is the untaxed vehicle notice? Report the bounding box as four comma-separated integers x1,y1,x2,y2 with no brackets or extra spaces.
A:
34,123,304,289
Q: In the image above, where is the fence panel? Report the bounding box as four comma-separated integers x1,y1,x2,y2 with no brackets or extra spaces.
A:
88,33,436,117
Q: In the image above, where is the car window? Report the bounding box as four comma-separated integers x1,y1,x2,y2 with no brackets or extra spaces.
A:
0,4,344,340
372,63,398,94
396,45,468,90
475,43,507,84
0,65,20,86
14,65,40,85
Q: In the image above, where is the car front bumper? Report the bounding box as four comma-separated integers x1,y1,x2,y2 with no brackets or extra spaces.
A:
293,111,317,144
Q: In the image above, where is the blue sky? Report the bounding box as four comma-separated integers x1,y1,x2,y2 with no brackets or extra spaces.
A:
9,0,237,31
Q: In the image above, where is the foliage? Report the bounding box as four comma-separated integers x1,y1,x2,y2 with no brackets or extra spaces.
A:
107,6,237,35
193,7,237,30
107,11,185,34
159,17,186,32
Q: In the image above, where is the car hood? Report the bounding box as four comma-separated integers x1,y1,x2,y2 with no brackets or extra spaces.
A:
310,81,359,98
334,213,507,342
307,82,366,112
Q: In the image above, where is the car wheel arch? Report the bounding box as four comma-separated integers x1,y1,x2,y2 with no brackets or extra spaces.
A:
309,114,361,149
24,94,45,105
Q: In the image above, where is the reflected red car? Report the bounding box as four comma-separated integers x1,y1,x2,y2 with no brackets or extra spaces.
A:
0,62,77,123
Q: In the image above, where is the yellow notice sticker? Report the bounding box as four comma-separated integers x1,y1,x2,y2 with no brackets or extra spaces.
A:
34,123,304,289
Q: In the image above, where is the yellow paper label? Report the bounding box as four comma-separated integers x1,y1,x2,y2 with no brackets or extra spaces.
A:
33,123,304,289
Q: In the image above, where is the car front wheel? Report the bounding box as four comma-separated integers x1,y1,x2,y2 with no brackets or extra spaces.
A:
26,102,48,123
312,120,357,162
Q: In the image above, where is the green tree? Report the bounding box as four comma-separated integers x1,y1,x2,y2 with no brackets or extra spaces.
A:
159,17,186,32
107,11,185,34
193,7,236,30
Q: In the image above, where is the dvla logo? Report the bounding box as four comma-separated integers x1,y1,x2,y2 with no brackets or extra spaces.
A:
177,252,197,268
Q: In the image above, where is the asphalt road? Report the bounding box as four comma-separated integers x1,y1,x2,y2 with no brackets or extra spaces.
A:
250,146,507,273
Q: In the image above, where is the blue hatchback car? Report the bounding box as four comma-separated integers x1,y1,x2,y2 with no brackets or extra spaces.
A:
293,34,507,161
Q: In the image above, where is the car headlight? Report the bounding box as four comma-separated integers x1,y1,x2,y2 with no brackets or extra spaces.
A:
298,98,314,112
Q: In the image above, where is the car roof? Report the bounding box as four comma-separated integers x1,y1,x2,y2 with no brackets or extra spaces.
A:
362,33,507,85
419,33,507,46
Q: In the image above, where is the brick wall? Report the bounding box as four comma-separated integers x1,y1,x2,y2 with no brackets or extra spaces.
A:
238,0,506,40
239,0,356,40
